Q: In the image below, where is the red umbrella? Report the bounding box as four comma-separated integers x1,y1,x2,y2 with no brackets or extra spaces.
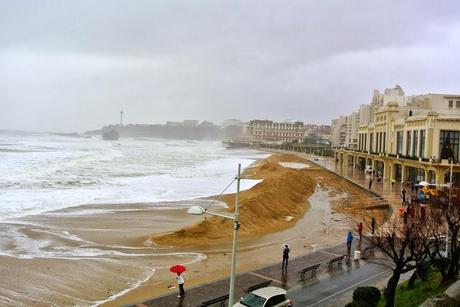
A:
170,264,186,274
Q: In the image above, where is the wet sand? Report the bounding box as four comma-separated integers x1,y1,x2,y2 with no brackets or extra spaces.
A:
0,153,387,306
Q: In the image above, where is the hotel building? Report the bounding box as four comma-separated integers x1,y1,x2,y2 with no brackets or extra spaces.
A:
247,120,305,143
334,86,460,185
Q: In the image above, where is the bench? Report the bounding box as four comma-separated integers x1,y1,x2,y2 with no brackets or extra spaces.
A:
361,246,374,259
298,264,320,281
245,280,272,293
198,294,229,307
327,255,344,271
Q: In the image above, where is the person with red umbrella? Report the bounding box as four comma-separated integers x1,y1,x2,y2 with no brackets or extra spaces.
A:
170,264,186,298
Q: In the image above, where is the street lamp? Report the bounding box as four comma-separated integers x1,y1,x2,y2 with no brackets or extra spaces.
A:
445,158,454,257
187,164,241,307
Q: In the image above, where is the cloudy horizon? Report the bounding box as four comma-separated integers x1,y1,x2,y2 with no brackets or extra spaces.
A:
1,0,460,133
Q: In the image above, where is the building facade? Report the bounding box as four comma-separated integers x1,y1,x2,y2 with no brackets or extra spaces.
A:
331,116,348,147
247,120,305,142
335,87,460,185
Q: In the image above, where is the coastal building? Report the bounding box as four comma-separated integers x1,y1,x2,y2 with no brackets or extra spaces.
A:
165,121,183,127
345,112,360,148
330,116,348,147
359,104,371,126
334,86,460,185
222,119,244,128
183,120,199,127
247,120,305,143
304,124,331,140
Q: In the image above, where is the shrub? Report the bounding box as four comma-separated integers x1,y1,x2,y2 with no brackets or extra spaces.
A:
352,287,381,306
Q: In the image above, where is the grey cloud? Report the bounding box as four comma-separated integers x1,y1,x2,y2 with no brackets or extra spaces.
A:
1,1,460,131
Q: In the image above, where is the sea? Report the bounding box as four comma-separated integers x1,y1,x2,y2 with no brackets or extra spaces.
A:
0,131,266,220
0,131,269,305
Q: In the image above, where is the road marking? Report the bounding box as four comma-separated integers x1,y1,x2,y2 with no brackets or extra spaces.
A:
248,272,284,285
303,270,390,307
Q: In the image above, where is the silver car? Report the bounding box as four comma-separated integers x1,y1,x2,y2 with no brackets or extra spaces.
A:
233,286,293,307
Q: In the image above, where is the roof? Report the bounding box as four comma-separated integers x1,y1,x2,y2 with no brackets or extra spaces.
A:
251,286,286,298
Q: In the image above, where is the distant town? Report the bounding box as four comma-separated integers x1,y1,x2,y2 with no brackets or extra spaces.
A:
86,117,332,145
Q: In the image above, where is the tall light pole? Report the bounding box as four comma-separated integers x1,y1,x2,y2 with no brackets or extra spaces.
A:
187,164,241,307
446,158,454,256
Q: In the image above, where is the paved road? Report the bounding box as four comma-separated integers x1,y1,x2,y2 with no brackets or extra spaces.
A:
131,243,392,307
289,261,390,307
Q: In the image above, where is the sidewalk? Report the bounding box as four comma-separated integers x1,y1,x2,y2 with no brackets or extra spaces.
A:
130,243,363,307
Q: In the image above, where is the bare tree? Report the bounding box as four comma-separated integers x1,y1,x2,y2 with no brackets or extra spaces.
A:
424,204,460,284
364,211,432,307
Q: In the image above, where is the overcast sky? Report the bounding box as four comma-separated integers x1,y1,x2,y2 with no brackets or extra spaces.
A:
1,1,460,132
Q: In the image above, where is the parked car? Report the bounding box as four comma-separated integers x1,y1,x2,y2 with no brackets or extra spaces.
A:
233,286,293,307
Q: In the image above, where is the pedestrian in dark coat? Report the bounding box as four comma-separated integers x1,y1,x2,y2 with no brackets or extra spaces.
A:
357,222,363,240
282,244,290,270
371,217,376,235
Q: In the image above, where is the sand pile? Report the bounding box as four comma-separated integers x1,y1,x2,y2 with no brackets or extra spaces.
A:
152,154,316,247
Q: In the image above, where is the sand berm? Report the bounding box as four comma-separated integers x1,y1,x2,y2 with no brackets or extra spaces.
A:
152,153,317,247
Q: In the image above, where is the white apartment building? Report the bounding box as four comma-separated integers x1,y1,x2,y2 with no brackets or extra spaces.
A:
335,86,460,185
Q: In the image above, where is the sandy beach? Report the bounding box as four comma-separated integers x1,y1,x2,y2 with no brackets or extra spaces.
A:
0,153,388,306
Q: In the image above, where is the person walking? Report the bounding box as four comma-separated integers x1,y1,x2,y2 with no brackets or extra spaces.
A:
420,203,426,220
368,178,373,190
371,217,376,235
282,244,290,270
401,188,406,205
346,231,353,258
418,190,426,204
176,272,185,298
357,222,363,240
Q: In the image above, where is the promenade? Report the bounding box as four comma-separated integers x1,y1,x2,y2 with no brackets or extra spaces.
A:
131,241,384,307
275,149,402,210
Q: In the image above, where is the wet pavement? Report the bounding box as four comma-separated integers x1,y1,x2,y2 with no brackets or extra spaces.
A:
283,150,404,210
289,261,390,306
128,241,386,307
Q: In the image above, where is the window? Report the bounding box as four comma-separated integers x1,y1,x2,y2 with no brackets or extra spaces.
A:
449,100,454,108
406,131,411,156
413,130,418,157
440,130,460,162
396,131,403,155
420,130,426,158
457,101,460,108
370,133,374,152
364,134,367,151
383,132,386,153
265,294,287,307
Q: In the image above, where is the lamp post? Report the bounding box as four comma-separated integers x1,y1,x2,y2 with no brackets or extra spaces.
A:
187,164,241,307
445,158,454,257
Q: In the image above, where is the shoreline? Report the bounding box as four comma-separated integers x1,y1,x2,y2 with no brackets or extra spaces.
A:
0,152,388,306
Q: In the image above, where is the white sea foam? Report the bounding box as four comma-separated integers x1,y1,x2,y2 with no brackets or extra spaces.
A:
0,132,269,220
